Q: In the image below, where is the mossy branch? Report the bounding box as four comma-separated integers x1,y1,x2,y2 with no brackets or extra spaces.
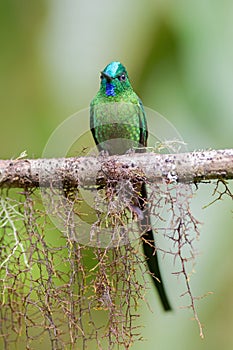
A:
0,148,232,189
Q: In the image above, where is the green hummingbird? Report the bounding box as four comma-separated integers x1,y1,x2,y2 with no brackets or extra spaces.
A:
90,61,171,311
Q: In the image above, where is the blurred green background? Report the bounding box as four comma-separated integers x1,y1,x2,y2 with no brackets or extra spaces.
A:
0,1,233,349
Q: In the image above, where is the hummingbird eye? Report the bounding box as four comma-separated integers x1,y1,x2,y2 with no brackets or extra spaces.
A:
118,73,126,82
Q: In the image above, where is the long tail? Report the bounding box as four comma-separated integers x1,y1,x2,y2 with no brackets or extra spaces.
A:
140,183,172,311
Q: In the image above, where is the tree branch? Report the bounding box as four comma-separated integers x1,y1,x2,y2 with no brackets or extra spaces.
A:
0,149,232,189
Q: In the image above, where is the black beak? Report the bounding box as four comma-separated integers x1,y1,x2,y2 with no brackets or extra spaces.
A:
101,71,113,83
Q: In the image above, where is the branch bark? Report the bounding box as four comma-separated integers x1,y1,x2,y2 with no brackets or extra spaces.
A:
0,149,232,189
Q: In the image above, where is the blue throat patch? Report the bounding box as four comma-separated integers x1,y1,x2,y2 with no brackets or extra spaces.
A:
106,82,115,96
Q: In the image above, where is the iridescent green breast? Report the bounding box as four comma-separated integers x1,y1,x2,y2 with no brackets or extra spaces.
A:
90,99,147,155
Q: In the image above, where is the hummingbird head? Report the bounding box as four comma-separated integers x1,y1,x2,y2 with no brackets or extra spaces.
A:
100,61,132,97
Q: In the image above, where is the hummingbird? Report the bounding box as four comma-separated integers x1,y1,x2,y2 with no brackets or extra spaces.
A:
90,61,171,311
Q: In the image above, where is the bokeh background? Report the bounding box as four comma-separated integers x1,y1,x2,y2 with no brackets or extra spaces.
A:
0,1,233,349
